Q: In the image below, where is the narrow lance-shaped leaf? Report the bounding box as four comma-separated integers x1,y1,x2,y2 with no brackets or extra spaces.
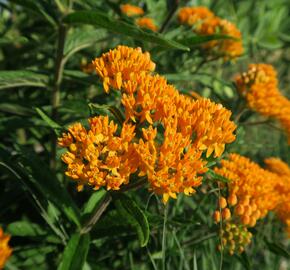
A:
114,194,150,247
58,233,90,270
63,11,189,51
180,34,238,47
0,71,48,90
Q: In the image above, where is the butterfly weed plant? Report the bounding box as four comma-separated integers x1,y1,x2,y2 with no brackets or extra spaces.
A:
0,0,290,269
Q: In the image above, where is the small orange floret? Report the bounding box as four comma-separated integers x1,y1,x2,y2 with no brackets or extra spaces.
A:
120,4,144,17
219,197,227,209
136,17,158,32
213,210,221,223
222,208,231,220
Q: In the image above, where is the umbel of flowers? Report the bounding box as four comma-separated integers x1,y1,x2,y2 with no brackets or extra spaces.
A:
213,154,290,254
235,63,290,144
59,45,236,203
264,158,290,238
0,227,12,269
178,6,243,60
120,3,158,31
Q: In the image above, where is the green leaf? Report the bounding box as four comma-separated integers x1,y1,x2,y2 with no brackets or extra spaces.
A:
265,239,290,259
63,11,189,51
0,103,34,116
7,221,46,237
82,190,107,217
35,107,62,135
235,252,251,270
90,210,131,239
63,70,100,85
207,169,229,183
180,34,237,47
58,233,90,270
88,103,125,125
64,28,107,57
0,71,48,90
114,194,149,247
0,144,81,228
0,36,29,46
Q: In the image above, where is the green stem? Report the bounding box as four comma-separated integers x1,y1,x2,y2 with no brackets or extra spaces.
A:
50,23,67,170
80,192,112,234
159,0,179,33
162,205,168,270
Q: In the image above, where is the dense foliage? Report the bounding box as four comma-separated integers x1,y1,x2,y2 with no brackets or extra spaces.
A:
0,0,290,269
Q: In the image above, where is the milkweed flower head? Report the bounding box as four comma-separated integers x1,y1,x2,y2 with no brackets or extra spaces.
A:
0,228,12,269
134,123,208,203
264,158,290,238
213,154,281,253
178,6,243,60
120,4,144,17
92,45,155,93
58,116,138,191
71,45,237,202
136,17,158,32
235,64,290,143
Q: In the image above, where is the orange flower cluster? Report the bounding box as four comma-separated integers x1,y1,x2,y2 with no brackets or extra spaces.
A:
213,154,290,253
178,6,243,59
120,4,144,17
87,45,236,202
60,46,236,202
58,116,138,191
214,154,280,227
0,228,12,269
93,46,155,93
235,64,290,143
264,158,290,237
120,3,158,31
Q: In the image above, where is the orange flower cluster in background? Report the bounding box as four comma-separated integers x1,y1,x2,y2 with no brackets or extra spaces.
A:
178,6,243,60
0,228,12,269
264,158,290,237
135,17,158,32
235,64,290,144
120,4,144,17
59,45,237,203
213,154,290,254
120,3,158,31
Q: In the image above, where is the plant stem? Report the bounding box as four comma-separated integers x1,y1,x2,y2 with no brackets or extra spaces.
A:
159,0,179,33
50,23,67,170
162,205,168,270
80,192,112,234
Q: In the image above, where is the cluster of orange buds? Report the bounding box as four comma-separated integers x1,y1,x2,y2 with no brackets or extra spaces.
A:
0,227,12,269
178,6,243,60
120,3,158,31
264,158,290,238
218,222,252,255
213,154,282,254
58,116,139,192
60,45,237,203
235,64,290,144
